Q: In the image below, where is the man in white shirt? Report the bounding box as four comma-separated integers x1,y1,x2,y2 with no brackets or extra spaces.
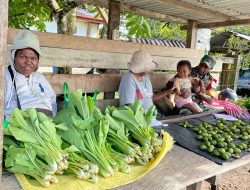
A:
4,30,57,120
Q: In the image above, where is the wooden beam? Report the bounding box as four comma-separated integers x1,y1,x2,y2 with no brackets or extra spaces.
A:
197,18,250,29
186,20,198,49
159,0,230,21
31,47,203,71
96,6,108,25
8,28,203,58
161,109,224,123
44,73,174,94
107,1,120,40
0,0,8,181
233,54,242,91
181,18,250,29
76,0,187,24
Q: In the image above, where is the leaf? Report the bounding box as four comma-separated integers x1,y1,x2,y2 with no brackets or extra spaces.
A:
64,145,81,153
97,118,109,147
9,127,37,144
128,25,138,36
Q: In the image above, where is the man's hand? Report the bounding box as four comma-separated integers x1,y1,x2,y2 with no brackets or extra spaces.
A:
200,86,206,94
193,78,200,89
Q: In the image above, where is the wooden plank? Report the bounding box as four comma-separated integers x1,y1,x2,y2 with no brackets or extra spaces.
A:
2,170,21,190
3,145,250,190
0,0,8,181
214,56,235,65
160,109,225,124
24,47,204,71
96,99,119,111
45,73,175,94
116,145,250,190
197,18,250,29
186,20,198,49
7,28,203,59
233,54,242,91
96,7,108,25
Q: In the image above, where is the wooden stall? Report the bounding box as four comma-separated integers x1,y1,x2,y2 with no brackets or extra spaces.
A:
2,1,250,190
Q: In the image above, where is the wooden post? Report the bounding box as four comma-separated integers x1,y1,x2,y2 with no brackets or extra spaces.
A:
104,0,120,99
0,0,8,180
233,54,242,91
186,20,198,49
205,175,221,190
107,1,120,40
186,181,202,190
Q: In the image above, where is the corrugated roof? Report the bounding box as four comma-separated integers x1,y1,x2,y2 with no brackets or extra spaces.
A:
87,0,250,25
120,0,250,23
129,38,186,48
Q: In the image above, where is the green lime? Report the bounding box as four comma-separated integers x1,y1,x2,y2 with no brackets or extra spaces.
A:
233,147,241,154
208,145,215,152
227,148,234,154
228,143,236,149
210,140,217,145
219,148,226,154
212,150,220,157
217,142,225,148
200,144,207,150
220,152,229,160
196,135,203,140
217,137,225,142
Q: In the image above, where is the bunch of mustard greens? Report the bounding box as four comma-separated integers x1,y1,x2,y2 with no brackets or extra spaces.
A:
4,89,163,187
4,108,68,187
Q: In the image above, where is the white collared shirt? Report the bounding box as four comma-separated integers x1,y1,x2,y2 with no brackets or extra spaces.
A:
4,65,57,120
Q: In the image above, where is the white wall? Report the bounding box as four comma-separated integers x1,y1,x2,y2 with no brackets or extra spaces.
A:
75,20,88,36
31,20,99,38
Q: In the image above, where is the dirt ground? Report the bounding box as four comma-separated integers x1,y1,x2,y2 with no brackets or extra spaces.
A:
201,164,250,190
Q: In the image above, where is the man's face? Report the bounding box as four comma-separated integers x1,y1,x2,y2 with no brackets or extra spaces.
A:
14,48,39,78
197,63,210,76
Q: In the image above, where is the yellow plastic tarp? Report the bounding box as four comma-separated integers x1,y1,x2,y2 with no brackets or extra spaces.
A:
15,132,173,190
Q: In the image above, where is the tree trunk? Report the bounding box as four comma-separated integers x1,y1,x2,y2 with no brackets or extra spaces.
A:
56,8,76,35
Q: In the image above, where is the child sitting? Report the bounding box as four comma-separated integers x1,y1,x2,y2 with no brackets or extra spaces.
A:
173,60,205,113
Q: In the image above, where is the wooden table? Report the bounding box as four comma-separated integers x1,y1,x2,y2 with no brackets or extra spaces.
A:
2,145,250,190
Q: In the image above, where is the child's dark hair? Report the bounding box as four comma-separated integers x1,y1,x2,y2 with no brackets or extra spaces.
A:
177,60,192,70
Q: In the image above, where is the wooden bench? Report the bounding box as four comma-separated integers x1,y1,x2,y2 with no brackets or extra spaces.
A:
7,28,208,108
5,28,244,190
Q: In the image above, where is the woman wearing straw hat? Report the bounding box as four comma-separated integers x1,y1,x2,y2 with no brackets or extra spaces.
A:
118,49,174,111
4,30,57,120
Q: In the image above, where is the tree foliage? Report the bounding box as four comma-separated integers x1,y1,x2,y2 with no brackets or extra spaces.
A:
8,0,51,31
213,26,250,36
8,1,185,41
213,26,250,69
151,22,186,41
227,35,249,54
